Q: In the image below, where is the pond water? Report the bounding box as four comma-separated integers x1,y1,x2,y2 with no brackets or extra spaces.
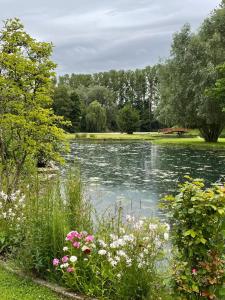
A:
66,141,225,218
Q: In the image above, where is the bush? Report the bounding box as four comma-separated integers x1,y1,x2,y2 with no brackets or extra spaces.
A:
162,177,225,299
52,215,170,299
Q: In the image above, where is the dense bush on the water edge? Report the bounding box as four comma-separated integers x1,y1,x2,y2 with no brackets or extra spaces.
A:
0,174,225,299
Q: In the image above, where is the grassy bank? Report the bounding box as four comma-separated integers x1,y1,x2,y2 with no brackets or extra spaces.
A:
0,265,66,300
153,137,225,148
66,131,225,148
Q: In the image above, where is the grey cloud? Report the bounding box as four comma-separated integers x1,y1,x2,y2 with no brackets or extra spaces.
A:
0,0,221,74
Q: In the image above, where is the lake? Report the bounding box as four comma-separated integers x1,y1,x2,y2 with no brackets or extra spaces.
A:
66,141,225,218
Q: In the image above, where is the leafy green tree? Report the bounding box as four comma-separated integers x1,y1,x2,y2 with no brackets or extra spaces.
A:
157,2,225,142
0,18,67,194
53,87,82,132
117,104,140,134
85,101,106,132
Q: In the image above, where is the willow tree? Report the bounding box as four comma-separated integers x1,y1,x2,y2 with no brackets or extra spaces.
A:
157,1,225,142
0,18,68,195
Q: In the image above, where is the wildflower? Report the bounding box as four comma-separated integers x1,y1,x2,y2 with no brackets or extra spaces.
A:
66,231,82,241
110,234,118,240
85,235,94,242
117,250,127,257
70,256,78,263
164,232,169,241
98,249,107,255
117,273,121,279
62,256,69,263
126,258,132,266
98,240,107,248
123,234,135,242
110,260,118,267
82,245,91,254
73,241,81,249
192,268,197,275
60,263,69,269
67,267,75,273
63,247,68,252
126,215,135,222
52,258,60,266
149,224,158,231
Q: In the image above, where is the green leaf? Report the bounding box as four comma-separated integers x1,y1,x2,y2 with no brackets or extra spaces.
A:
184,229,197,238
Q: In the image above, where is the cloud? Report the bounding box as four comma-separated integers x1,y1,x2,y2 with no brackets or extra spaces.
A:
0,0,221,74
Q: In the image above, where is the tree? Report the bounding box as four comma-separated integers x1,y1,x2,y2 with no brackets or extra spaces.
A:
53,87,82,132
0,18,67,195
157,2,225,142
85,101,106,132
117,104,140,134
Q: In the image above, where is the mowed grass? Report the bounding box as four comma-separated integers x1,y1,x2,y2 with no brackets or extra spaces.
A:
0,265,66,300
66,131,225,148
153,137,225,148
66,132,157,140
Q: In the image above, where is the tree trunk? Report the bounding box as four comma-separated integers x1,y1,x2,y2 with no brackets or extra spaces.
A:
199,124,224,143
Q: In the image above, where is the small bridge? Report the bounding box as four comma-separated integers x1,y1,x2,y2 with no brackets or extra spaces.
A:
159,128,189,136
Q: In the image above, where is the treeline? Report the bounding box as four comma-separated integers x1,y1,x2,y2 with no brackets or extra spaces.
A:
53,0,225,141
53,66,161,133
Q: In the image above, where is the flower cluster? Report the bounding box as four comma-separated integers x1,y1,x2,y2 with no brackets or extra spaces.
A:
53,230,96,273
0,190,26,224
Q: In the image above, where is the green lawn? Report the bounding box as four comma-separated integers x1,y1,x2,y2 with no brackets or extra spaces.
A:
152,137,225,148
66,131,225,148
0,265,67,300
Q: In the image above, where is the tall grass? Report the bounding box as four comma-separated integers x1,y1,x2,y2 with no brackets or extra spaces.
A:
17,168,92,278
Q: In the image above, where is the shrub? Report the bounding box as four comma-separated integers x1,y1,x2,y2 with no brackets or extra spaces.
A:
162,177,225,299
53,216,170,299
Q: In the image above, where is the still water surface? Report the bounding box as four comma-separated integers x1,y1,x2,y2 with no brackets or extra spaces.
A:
66,141,225,218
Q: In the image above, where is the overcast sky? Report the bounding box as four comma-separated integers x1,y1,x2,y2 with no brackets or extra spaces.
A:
0,0,221,74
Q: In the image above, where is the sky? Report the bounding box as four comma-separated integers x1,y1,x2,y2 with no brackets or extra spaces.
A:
0,0,221,75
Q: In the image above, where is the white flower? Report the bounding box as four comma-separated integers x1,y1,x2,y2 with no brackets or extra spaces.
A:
164,232,169,241
117,250,126,257
126,258,132,267
119,227,125,234
70,256,77,263
2,212,7,219
110,234,118,241
115,256,120,262
164,223,170,231
110,260,118,267
63,247,68,252
143,248,149,254
98,249,107,256
149,224,158,231
123,234,135,242
126,215,135,222
60,263,69,268
98,240,107,248
117,273,121,279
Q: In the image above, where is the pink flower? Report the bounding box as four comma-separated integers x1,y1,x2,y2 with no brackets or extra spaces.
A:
85,235,94,243
52,258,59,266
62,256,69,263
67,267,75,273
66,231,82,241
192,268,197,275
73,241,81,249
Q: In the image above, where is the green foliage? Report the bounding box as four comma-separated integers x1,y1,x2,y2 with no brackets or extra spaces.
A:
117,104,140,134
0,18,68,194
157,2,225,142
53,217,170,300
57,65,161,133
85,100,107,132
17,169,92,277
162,177,225,299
